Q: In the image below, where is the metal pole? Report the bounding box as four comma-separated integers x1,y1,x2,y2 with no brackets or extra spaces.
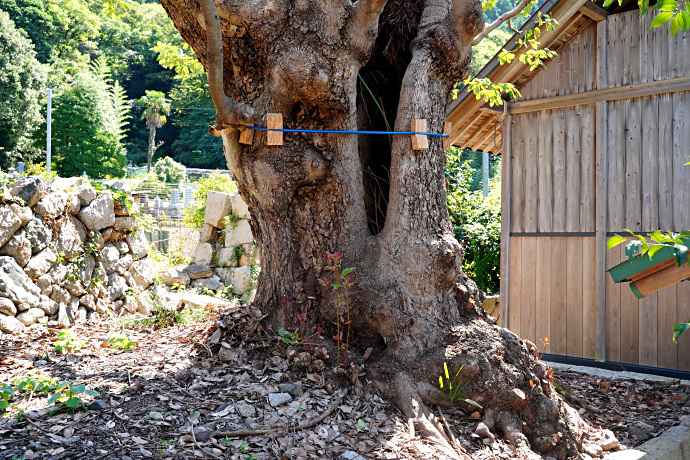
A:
46,88,52,176
482,151,489,197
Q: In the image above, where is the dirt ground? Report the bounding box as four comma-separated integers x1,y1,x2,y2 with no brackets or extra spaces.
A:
1,302,690,460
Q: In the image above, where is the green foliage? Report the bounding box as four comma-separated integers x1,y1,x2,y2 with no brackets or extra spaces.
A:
0,10,46,169
438,362,482,408
118,295,211,329
53,331,84,354
0,384,13,410
106,335,137,350
138,90,170,128
48,63,129,179
319,251,356,369
602,0,690,35
471,28,512,76
155,44,224,169
154,156,186,183
446,151,501,294
183,173,237,229
0,0,99,64
23,162,57,182
45,381,100,412
608,230,690,266
673,322,690,342
152,41,203,78
13,373,60,395
463,77,521,106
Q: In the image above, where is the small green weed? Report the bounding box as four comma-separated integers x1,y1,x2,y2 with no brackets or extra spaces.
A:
13,373,60,394
1,384,14,411
53,331,84,354
106,335,137,350
118,302,211,329
438,362,482,409
46,382,100,412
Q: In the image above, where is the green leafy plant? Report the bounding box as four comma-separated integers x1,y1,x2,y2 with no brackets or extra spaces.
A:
277,327,302,345
154,156,186,183
437,362,482,408
46,382,100,411
607,230,690,266
13,373,60,395
183,173,237,229
53,331,84,354
106,335,137,350
1,384,14,411
446,153,501,293
118,301,210,329
605,0,690,35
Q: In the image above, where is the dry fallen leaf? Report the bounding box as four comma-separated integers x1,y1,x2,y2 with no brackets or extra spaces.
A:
307,372,322,383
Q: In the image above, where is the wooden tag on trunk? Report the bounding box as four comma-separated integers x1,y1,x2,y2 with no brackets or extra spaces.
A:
411,119,428,151
267,113,283,146
239,128,254,145
443,121,452,151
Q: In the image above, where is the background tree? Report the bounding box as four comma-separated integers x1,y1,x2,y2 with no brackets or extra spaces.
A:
0,0,99,65
137,90,170,172
158,0,603,457
48,61,129,178
0,10,46,169
153,40,225,168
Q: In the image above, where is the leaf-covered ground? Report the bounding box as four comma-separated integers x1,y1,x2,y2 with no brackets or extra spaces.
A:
1,302,690,460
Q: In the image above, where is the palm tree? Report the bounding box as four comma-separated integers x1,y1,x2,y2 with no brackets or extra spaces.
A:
137,90,170,172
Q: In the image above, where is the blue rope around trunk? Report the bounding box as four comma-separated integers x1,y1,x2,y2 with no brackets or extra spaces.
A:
248,126,449,138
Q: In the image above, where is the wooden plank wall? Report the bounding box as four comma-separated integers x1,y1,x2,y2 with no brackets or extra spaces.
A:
505,9,690,370
517,23,596,102
603,10,690,371
508,236,596,358
508,104,596,359
510,106,596,233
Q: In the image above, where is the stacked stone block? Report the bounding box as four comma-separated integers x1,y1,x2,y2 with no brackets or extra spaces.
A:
0,176,154,334
187,191,259,301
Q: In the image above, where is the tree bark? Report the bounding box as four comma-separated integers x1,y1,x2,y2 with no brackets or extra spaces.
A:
146,124,156,173
158,0,609,457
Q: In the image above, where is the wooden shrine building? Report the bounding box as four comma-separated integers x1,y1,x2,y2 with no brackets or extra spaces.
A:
447,0,690,371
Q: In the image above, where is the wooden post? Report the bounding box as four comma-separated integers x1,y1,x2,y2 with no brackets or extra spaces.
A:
443,122,452,151
411,119,428,150
499,114,512,329
594,18,609,362
267,113,283,146
239,128,254,145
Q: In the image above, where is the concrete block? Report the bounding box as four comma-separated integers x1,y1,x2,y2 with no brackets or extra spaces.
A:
225,220,254,247
204,191,233,228
602,421,690,460
215,266,254,294
183,264,213,279
232,193,250,218
239,243,258,267
200,223,218,243
217,248,239,267
194,242,213,266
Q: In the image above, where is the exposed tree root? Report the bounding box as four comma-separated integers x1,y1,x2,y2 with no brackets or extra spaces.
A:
372,317,618,459
393,373,470,460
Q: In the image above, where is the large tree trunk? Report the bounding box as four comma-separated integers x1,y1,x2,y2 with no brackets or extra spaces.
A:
159,0,607,457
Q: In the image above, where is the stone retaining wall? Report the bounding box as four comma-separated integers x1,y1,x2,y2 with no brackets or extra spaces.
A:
190,191,259,302
0,176,154,334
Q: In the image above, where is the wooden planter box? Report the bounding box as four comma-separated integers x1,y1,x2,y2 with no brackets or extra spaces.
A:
607,238,690,298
